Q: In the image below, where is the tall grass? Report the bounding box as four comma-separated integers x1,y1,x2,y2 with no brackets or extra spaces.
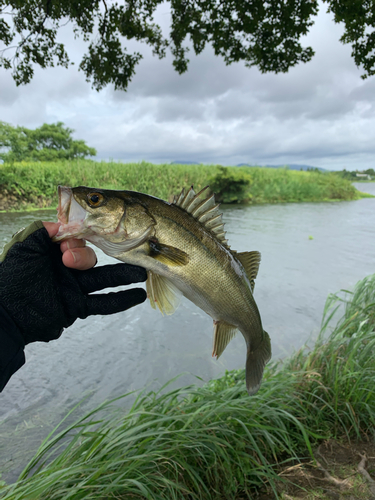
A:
248,167,361,202
0,160,212,206
1,275,375,499
0,160,363,210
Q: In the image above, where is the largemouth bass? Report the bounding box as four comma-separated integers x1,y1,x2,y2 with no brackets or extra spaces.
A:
53,185,271,395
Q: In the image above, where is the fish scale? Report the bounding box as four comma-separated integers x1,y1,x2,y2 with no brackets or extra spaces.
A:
53,185,271,395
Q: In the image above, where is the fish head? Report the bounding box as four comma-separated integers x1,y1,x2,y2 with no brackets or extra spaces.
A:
54,186,127,241
53,186,156,253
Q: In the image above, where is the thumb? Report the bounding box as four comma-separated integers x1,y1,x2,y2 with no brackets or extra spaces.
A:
43,222,61,238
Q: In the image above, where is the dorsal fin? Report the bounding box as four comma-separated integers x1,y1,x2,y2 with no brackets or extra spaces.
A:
236,251,261,292
173,186,229,248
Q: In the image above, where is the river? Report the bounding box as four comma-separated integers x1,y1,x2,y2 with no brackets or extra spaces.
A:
0,183,374,482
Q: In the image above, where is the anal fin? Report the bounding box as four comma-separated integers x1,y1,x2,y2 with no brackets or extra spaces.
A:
212,320,238,359
146,271,181,316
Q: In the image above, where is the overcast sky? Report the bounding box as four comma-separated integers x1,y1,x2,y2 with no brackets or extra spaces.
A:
1,2,375,171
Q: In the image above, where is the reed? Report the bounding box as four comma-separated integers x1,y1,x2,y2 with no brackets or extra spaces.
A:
1,275,374,499
0,161,364,210
247,167,361,202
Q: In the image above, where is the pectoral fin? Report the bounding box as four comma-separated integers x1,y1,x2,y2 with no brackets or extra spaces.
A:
146,271,181,315
148,238,189,266
212,320,238,359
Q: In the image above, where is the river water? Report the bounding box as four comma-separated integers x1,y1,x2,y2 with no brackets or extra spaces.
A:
0,183,374,481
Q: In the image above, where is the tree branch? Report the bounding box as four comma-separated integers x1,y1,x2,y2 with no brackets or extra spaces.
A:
315,460,350,489
358,453,375,500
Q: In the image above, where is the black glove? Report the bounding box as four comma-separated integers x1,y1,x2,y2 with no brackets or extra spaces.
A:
0,221,147,345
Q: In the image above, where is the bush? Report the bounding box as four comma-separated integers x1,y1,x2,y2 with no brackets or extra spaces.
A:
208,166,253,203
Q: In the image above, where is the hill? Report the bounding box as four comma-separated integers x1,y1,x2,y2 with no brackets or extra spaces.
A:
237,163,327,172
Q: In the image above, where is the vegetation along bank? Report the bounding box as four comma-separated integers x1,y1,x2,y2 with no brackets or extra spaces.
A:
0,160,371,211
1,274,375,499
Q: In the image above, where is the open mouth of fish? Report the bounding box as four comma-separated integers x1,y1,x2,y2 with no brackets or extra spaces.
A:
53,186,88,241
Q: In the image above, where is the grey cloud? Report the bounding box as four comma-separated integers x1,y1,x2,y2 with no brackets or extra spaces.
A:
350,79,375,102
0,73,19,106
0,64,90,128
254,71,319,104
304,94,355,120
154,97,207,122
89,96,375,170
112,43,250,102
215,91,261,120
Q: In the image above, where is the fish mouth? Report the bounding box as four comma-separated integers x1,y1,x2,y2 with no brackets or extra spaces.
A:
53,185,88,242
57,186,73,224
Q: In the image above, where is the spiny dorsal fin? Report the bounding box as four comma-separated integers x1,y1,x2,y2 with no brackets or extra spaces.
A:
146,271,181,315
173,186,229,248
212,320,238,359
236,251,261,292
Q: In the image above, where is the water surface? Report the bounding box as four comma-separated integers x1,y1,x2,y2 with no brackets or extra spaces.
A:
0,183,374,480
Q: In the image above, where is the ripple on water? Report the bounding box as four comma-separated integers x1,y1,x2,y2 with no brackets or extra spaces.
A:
0,188,374,481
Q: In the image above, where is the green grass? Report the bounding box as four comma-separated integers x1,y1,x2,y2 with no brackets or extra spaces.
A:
248,167,363,202
1,274,375,499
0,160,366,210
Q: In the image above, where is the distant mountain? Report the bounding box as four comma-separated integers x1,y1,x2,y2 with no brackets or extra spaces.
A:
237,163,327,172
171,161,328,171
171,160,201,165
267,163,327,172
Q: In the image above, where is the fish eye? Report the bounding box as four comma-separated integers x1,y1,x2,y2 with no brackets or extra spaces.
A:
87,192,104,207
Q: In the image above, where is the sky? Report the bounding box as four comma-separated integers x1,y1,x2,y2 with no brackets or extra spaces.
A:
1,2,375,171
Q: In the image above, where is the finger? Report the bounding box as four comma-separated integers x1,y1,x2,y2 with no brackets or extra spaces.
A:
84,288,147,316
43,223,86,252
75,264,147,293
62,246,97,270
43,222,60,238
60,238,86,254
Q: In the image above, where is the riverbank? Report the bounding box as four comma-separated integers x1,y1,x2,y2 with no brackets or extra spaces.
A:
1,274,374,499
0,160,370,211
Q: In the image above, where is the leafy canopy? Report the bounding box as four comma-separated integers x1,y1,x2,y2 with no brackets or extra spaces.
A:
0,121,97,162
1,1,374,92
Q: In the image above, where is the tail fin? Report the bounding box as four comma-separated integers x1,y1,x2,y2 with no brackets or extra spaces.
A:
245,331,271,396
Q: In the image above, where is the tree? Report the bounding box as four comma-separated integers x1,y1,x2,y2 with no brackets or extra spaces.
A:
1,1,374,92
0,121,96,162
209,166,253,203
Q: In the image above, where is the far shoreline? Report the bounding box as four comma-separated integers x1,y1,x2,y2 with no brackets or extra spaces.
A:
0,160,373,212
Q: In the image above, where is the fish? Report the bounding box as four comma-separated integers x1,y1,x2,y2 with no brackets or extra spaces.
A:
53,185,271,395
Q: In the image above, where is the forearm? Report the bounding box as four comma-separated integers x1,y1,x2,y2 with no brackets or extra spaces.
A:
0,304,25,392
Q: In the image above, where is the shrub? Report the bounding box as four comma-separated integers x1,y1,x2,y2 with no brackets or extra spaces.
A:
208,166,253,203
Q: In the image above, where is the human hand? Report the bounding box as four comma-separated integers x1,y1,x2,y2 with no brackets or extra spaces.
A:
0,221,147,345
43,221,97,270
